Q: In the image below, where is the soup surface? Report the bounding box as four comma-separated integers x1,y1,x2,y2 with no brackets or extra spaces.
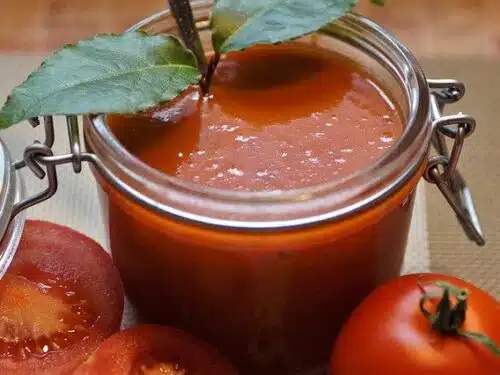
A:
109,42,403,191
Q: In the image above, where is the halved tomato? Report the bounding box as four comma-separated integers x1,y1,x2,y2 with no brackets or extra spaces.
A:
0,220,124,375
73,324,238,375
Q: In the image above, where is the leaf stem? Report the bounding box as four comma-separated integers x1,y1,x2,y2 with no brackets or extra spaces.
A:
167,0,207,73
200,53,221,96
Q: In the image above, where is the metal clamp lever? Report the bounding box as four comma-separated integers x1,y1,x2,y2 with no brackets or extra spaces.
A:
9,115,152,226
11,115,88,219
425,79,485,246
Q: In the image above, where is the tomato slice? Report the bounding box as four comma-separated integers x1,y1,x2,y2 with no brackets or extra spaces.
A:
330,273,500,375
73,324,238,375
0,220,124,375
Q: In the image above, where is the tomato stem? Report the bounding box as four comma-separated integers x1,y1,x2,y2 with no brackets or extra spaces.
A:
419,282,500,356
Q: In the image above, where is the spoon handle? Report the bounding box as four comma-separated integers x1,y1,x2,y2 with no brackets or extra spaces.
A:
167,0,207,73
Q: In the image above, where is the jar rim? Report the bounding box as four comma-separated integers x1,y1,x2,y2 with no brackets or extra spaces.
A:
86,5,431,229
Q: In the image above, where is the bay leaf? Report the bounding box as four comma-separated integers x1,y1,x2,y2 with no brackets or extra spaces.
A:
211,0,358,53
0,32,201,128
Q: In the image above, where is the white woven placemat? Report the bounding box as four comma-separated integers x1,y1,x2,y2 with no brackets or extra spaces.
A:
0,56,430,324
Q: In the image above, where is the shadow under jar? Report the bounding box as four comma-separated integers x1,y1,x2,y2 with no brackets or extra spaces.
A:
85,3,433,375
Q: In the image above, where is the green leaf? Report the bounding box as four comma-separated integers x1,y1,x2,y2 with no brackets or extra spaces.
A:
0,32,201,128
370,0,384,5
210,0,358,54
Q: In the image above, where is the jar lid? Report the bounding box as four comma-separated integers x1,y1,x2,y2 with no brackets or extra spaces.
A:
0,137,25,277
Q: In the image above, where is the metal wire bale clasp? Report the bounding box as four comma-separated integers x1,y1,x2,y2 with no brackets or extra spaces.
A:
11,115,84,218
425,79,485,246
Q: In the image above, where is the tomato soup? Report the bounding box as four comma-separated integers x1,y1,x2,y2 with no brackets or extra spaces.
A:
110,43,402,191
102,42,417,375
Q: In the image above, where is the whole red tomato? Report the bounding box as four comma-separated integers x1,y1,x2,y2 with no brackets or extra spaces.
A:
330,273,500,375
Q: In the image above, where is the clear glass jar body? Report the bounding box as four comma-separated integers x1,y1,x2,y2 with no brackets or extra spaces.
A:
95,167,421,375
0,138,26,278
85,2,431,374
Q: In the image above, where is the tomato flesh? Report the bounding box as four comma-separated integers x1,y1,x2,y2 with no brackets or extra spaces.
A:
0,265,98,359
0,220,124,375
329,273,500,375
73,324,238,375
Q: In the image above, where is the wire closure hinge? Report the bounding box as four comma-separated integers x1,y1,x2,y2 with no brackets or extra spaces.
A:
425,79,485,246
11,115,92,219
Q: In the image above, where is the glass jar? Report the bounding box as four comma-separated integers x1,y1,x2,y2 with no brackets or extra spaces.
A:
0,138,25,279
3,1,484,375
81,3,485,375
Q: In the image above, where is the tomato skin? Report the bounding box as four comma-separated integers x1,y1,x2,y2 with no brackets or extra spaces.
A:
0,220,124,375
73,324,239,375
329,273,500,375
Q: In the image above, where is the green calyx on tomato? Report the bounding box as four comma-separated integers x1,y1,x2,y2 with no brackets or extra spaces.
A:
419,281,500,356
